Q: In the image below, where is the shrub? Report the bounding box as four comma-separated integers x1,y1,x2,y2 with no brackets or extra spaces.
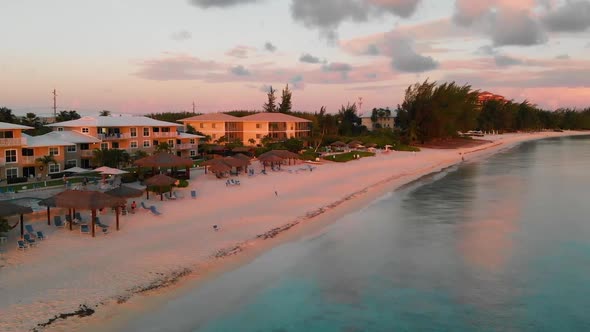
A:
393,145,420,152
175,179,189,188
121,172,139,183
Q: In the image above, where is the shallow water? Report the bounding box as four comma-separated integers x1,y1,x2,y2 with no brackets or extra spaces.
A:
120,136,590,332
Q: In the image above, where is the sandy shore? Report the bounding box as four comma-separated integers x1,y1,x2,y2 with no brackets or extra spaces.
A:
0,131,586,332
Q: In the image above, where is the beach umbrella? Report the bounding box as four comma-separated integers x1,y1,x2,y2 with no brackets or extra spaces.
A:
330,141,347,147
233,153,251,163
51,190,126,237
38,196,57,226
63,166,92,174
0,201,34,238
94,166,128,175
258,154,284,170
104,186,143,230
144,174,177,201
207,162,231,175
223,156,247,168
135,152,193,179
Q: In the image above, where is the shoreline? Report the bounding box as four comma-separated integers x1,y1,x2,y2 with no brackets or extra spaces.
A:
0,131,586,332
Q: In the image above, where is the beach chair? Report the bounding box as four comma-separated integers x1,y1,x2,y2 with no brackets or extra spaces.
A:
75,212,83,222
24,234,37,247
80,224,90,234
173,191,184,199
65,214,73,226
54,216,65,228
149,206,162,216
94,217,109,229
25,224,36,238
17,240,28,251
36,231,46,240
190,190,197,199
141,202,151,210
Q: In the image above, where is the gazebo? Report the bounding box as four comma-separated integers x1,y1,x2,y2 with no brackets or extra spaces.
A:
0,201,34,238
105,186,143,229
144,174,177,201
134,152,194,179
50,190,126,237
258,154,284,170
207,162,231,177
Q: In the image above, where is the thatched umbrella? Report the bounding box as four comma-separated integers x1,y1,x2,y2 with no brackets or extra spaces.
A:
331,141,347,147
134,152,193,179
38,196,57,226
208,162,231,176
366,143,377,148
258,154,284,170
233,153,251,163
105,186,144,230
232,147,249,153
348,140,363,148
0,201,34,238
223,156,247,168
144,174,177,201
51,190,126,237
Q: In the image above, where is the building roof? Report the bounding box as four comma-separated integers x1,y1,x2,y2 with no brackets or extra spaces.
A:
47,116,182,128
178,132,204,139
22,133,75,147
240,113,311,122
181,113,241,122
0,122,34,130
46,130,101,144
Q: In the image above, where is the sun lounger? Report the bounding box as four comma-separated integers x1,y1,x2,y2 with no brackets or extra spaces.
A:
141,202,151,210
17,240,28,251
173,191,184,199
80,224,90,234
190,190,197,199
75,212,83,222
54,216,65,228
226,179,240,186
36,231,46,240
149,206,162,216
94,217,109,229
24,234,37,247
25,224,36,238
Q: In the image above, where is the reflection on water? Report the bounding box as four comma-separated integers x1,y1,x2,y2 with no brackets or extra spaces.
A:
119,136,590,332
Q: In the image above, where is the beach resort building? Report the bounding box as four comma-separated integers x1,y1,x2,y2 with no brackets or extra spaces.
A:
181,112,312,146
0,116,202,183
360,110,395,131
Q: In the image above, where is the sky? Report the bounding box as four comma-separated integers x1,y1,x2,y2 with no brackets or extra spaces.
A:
1,0,590,116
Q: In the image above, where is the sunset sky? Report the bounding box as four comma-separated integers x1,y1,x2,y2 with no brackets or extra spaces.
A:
2,0,590,116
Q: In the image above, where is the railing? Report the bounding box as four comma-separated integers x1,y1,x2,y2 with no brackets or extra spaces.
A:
0,137,26,146
21,156,36,164
176,143,198,150
152,132,177,138
98,133,133,140
80,150,94,157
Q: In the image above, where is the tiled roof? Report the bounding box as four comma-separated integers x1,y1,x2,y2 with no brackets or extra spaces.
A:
240,113,311,122
47,116,182,128
181,113,241,122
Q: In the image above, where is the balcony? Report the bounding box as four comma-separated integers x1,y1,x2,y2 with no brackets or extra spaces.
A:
0,137,26,146
152,132,177,138
98,133,133,140
176,143,198,150
80,150,94,158
21,156,37,165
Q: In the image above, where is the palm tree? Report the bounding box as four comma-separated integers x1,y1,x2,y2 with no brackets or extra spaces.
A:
99,110,111,116
248,138,256,145
35,155,57,178
155,142,172,153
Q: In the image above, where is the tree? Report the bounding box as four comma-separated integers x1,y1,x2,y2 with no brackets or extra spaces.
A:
0,218,12,233
21,113,41,128
56,110,81,122
282,138,304,152
337,103,361,136
278,84,292,113
35,155,57,178
148,111,196,123
186,124,197,134
133,149,148,161
0,107,17,123
99,110,111,116
92,149,128,168
248,138,256,145
263,86,277,112
155,142,172,153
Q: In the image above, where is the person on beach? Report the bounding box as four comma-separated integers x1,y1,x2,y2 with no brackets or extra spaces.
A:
131,201,136,214
213,225,219,231
275,190,278,196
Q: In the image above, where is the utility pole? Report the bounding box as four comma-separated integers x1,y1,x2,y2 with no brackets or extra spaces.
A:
358,97,363,115
192,101,196,114
53,89,57,118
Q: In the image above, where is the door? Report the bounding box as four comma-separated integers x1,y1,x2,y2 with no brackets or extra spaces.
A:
23,166,35,179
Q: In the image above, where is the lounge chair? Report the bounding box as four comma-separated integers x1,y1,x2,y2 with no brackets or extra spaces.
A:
54,216,65,228
141,202,151,210
94,217,109,229
75,212,83,222
173,191,184,199
17,240,28,251
190,190,197,199
149,206,162,216
24,234,37,247
80,224,90,234
36,231,46,240
25,224,36,238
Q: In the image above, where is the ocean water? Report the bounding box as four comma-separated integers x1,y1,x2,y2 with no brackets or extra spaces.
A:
120,136,590,332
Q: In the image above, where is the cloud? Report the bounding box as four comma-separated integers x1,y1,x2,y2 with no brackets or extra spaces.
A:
366,72,378,79
494,55,524,67
490,9,547,46
189,0,262,8
366,44,380,55
290,0,421,41
555,54,570,60
229,65,251,76
542,1,590,32
225,45,255,58
135,54,220,80
170,30,192,41
389,35,438,72
289,75,305,89
299,53,322,63
264,42,277,52
322,62,353,72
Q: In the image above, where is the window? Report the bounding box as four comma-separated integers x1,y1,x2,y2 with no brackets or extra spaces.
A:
66,160,77,168
66,145,77,153
143,140,150,148
49,147,59,156
212,123,216,129
130,128,137,137
101,143,109,150
111,142,119,149
256,123,261,129
6,168,18,179
162,127,170,133
0,131,14,138
256,134,262,139
5,149,17,163
143,128,150,137
79,143,89,150
130,141,138,149
153,127,160,133
21,148,34,156
200,123,204,129
167,139,174,147
57,127,64,132
189,139,195,144
82,127,89,133
49,163,60,174
190,150,197,157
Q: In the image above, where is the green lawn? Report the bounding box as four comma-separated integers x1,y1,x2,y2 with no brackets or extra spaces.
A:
323,151,376,163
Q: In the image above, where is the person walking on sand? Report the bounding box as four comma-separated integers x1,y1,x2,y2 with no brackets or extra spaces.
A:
131,201,137,214
213,224,220,231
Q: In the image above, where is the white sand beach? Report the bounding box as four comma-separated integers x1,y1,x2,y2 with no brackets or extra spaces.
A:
0,131,586,332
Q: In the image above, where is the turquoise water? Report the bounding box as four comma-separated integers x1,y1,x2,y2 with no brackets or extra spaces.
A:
120,136,590,332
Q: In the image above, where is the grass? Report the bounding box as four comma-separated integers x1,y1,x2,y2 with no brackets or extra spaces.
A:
393,144,421,152
323,151,376,163
0,177,88,193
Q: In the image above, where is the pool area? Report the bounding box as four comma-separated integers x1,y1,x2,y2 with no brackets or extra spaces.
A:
3,197,45,212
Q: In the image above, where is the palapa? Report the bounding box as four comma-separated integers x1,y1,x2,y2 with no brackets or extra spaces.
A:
0,201,33,238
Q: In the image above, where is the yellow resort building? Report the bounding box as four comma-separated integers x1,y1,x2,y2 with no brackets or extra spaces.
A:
0,116,202,183
181,112,311,146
